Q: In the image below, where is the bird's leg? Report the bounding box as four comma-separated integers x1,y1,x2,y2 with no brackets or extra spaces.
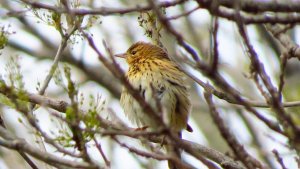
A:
160,135,167,148
134,126,149,131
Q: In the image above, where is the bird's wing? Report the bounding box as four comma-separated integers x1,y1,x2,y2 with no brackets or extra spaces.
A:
149,60,191,132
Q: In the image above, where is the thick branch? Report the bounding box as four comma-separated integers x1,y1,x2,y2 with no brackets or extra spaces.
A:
197,0,300,13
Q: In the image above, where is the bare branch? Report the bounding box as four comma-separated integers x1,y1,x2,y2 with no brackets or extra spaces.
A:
272,149,288,169
0,82,244,169
204,91,265,169
20,0,187,15
196,0,300,13
0,127,98,169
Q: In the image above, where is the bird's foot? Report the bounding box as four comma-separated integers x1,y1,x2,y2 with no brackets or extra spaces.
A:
134,126,148,131
160,135,167,147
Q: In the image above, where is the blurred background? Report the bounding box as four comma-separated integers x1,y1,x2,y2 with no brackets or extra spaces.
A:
0,0,299,169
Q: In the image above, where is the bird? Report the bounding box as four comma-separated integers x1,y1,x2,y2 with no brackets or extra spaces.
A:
116,41,192,169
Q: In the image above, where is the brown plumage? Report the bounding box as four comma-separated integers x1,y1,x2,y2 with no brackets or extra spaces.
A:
116,42,192,169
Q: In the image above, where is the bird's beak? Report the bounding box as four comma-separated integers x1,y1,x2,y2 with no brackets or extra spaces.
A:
114,53,127,58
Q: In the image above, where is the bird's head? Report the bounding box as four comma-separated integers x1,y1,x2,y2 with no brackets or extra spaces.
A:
115,42,168,65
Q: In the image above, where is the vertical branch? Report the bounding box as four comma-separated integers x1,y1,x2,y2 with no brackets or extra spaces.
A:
147,0,202,63
278,53,288,100
139,11,163,47
210,17,219,74
64,65,90,159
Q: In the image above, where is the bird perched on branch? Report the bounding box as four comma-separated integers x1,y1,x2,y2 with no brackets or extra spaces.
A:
116,42,192,169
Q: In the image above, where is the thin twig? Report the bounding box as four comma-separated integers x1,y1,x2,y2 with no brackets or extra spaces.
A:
167,6,200,20
210,16,219,74
113,137,193,169
38,26,77,95
265,24,300,59
93,138,110,167
239,112,276,168
272,149,288,169
278,53,288,100
0,117,39,169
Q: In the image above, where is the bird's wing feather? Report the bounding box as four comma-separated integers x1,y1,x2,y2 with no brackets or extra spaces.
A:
149,60,191,132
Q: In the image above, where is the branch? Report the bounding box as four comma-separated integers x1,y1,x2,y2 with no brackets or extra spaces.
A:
204,92,264,169
18,0,300,24
7,41,122,98
196,1,300,24
113,137,194,169
83,32,168,131
149,0,284,136
20,0,187,15
0,82,244,169
265,24,300,60
0,126,98,169
38,26,77,95
196,0,300,13
235,12,300,148
0,112,39,169
272,149,288,169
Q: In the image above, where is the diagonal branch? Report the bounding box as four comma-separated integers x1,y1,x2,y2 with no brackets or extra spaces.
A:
204,91,265,169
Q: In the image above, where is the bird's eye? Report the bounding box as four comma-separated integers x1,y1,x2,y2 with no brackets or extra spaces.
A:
131,51,137,55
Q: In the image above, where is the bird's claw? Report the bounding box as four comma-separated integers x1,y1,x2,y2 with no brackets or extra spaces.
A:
134,126,149,131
